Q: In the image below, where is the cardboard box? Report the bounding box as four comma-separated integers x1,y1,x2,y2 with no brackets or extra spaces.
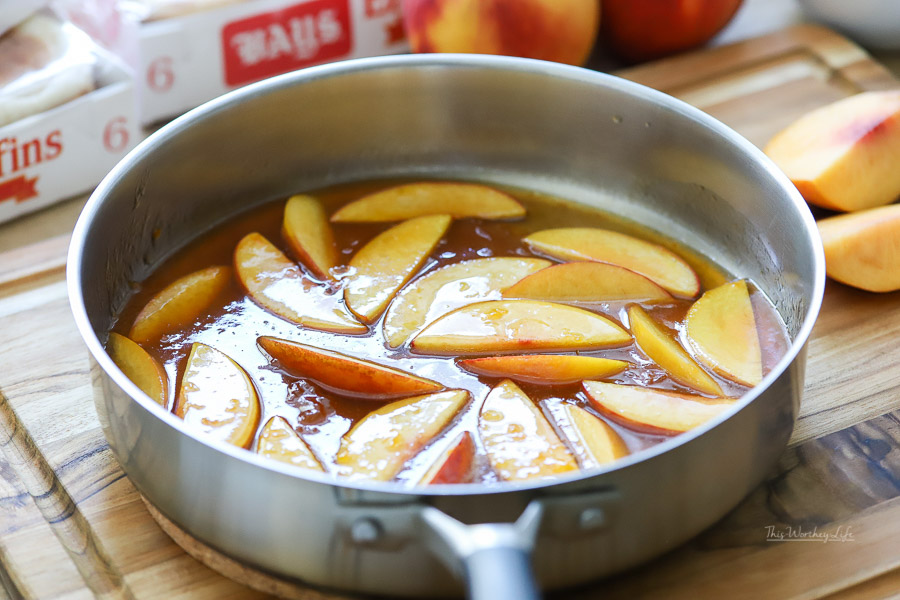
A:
128,0,408,124
0,23,139,224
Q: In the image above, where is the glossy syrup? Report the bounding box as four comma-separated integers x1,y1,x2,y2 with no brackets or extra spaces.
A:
112,180,790,484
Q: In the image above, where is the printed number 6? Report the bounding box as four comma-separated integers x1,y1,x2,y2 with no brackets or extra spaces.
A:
103,117,130,153
147,56,175,92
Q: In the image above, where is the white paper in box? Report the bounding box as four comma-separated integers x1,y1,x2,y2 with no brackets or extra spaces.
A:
0,46,138,224
132,0,408,124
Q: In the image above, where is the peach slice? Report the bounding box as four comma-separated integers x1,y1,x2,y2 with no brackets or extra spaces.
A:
330,182,525,222
234,232,366,334
560,404,629,469
335,389,469,481
583,381,734,435
458,354,628,385
411,299,631,356
383,257,550,348
627,305,724,396
817,204,900,292
524,228,700,297
256,416,325,472
258,336,443,400
503,261,672,304
684,280,763,387
129,265,231,343
479,380,578,482
764,90,900,212
419,431,476,485
282,194,339,280
107,332,167,406
344,214,452,323
174,342,261,448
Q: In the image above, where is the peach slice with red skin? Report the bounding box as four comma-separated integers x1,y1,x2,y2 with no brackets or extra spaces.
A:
458,354,628,385
560,404,629,469
282,194,339,280
764,90,900,212
419,431,476,485
627,304,724,397
107,332,168,406
129,265,231,343
503,261,672,304
174,342,261,448
383,256,550,348
258,336,443,400
234,232,366,334
583,381,734,435
524,228,700,297
256,416,325,472
817,204,900,292
684,280,763,387
344,214,452,323
411,299,631,356
335,389,470,482
479,379,579,482
330,182,525,222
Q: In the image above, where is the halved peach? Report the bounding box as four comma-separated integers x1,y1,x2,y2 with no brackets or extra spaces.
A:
331,182,526,222
524,228,699,297
335,389,470,481
684,280,762,387
257,416,325,472
764,90,900,212
258,336,443,400
383,257,550,348
107,332,168,406
419,431,476,485
583,381,733,435
344,214,451,323
817,204,900,292
627,305,724,396
503,261,671,303
282,194,339,280
458,354,628,385
560,404,629,469
174,342,261,448
234,232,366,334
411,299,631,356
479,380,578,482
129,265,231,343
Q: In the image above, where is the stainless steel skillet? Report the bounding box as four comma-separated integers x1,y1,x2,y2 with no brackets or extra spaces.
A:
67,54,824,599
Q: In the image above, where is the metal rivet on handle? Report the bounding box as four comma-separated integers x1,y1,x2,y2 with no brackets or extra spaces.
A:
350,517,384,545
578,508,606,531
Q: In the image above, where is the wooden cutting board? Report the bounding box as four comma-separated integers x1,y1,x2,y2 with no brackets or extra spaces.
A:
2,24,900,600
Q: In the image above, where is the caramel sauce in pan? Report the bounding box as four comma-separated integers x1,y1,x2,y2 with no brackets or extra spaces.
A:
112,180,790,485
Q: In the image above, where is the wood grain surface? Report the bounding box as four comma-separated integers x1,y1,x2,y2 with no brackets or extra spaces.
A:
1,24,899,600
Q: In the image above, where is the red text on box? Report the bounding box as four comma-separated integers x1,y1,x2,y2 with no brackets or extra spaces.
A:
365,0,399,18
222,0,353,87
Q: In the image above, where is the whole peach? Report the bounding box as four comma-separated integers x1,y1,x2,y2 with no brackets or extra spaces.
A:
402,0,601,66
602,0,742,63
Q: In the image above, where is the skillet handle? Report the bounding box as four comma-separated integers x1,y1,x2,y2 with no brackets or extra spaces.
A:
463,542,539,600
420,502,543,600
